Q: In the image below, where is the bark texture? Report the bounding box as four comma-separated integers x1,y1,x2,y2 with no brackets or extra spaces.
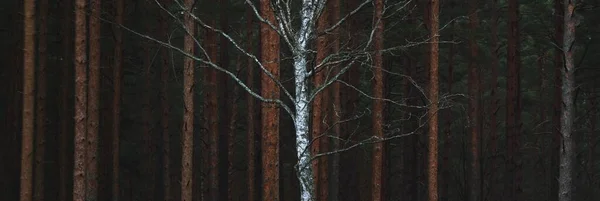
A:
313,5,330,201
371,0,386,200
260,0,280,200
73,0,88,199
21,0,36,200
468,0,481,200
506,0,522,200
181,0,195,200
559,1,576,200
428,0,440,201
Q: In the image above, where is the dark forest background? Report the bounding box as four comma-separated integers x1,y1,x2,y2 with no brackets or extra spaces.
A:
1,0,600,201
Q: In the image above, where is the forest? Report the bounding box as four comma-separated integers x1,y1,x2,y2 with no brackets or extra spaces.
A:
1,0,598,201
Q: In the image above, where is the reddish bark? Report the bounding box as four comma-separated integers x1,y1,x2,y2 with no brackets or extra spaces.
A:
468,0,481,200
313,4,330,201
181,0,195,199
202,20,220,201
34,0,48,199
427,1,440,201
73,0,88,199
86,0,101,200
506,0,522,200
487,0,500,200
260,0,281,199
21,0,36,200
371,0,385,200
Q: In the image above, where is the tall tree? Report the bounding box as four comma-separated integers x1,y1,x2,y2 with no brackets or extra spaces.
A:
506,0,522,200
34,0,48,199
260,0,280,200
21,0,36,200
203,20,220,201
181,0,195,200
312,4,330,201
246,7,257,201
73,0,88,200
329,0,341,200
559,0,576,200
467,0,481,200
158,0,171,200
86,0,101,200
371,0,385,200
487,0,500,199
112,0,123,200
60,0,73,200
427,0,440,201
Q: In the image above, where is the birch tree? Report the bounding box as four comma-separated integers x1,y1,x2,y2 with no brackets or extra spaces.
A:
121,0,430,200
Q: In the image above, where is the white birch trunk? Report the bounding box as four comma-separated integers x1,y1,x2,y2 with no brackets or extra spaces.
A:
559,0,575,200
293,1,321,201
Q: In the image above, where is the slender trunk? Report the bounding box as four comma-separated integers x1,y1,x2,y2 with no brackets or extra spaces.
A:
112,0,123,200
313,4,330,201
330,0,341,200
181,0,195,199
34,0,48,199
246,8,257,201
551,0,563,200
219,1,230,200
427,0,440,201
371,0,385,200
203,20,220,201
559,1,576,200
73,0,88,199
506,0,522,200
60,0,73,200
443,22,455,201
340,0,360,199
488,0,500,199
21,0,36,200
468,0,480,200
260,0,280,200
159,0,171,200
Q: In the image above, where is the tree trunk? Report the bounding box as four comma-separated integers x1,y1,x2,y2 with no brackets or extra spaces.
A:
506,0,522,200
203,19,220,201
181,0,195,199
260,0,280,200
313,4,330,201
551,0,563,200
487,0,500,199
73,0,88,200
468,0,480,200
443,21,455,201
112,0,123,200
330,0,341,200
86,0,101,200
159,0,171,200
559,1,576,200
218,1,230,200
60,0,73,200
34,0,47,199
246,8,257,201
371,0,385,200
21,0,36,200
427,0,440,201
